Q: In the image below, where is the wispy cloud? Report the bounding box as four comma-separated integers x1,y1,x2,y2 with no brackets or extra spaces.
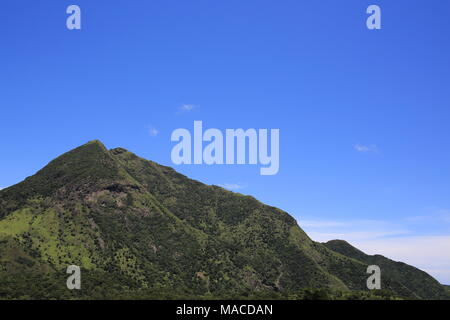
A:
436,209,450,223
177,104,198,114
300,220,349,228
404,209,450,224
298,217,450,284
354,144,378,153
148,126,159,137
300,219,410,242
355,236,450,285
219,183,246,191
307,230,411,242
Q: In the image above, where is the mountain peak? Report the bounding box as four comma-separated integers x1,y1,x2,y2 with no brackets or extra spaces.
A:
0,140,120,210
1,142,449,300
84,139,106,148
326,239,351,246
324,239,368,261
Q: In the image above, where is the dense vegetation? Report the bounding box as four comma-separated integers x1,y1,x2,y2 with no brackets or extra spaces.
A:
0,140,448,300
0,270,400,300
324,240,449,299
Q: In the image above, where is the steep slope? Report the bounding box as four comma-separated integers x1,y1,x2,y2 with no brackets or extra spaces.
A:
108,147,369,292
0,140,448,299
324,240,449,300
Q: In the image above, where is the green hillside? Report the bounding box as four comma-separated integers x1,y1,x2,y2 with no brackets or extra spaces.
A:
324,240,449,299
0,140,448,300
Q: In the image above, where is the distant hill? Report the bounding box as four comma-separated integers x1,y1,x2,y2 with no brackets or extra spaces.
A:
0,140,448,299
324,240,449,299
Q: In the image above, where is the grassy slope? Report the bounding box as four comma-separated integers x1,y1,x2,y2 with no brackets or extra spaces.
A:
111,147,371,291
0,140,447,299
324,240,450,299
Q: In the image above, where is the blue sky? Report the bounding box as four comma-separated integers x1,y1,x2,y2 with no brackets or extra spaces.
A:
1,1,450,283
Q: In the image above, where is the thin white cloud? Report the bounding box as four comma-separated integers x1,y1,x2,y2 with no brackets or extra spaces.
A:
354,144,378,153
177,104,198,114
403,215,428,222
404,209,450,224
354,236,450,285
148,126,159,137
302,218,411,242
300,220,349,228
299,219,405,234
436,209,450,223
307,230,411,242
298,217,450,284
219,183,246,191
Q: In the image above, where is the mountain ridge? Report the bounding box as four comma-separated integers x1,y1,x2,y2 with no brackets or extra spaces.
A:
0,140,448,300
323,240,447,299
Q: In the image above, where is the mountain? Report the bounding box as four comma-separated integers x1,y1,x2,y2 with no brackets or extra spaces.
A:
324,240,448,299
0,140,448,300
